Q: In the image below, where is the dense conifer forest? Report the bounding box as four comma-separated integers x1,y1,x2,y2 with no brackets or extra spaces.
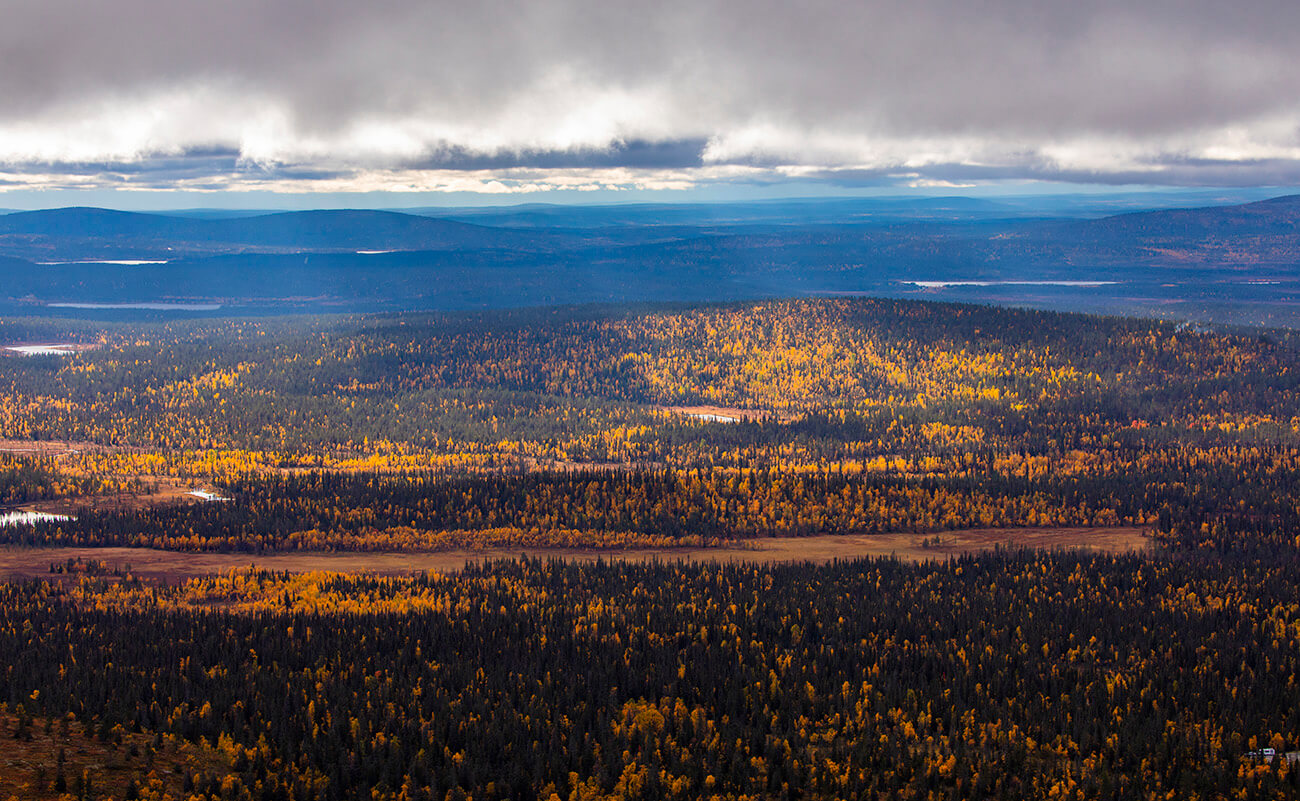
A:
4,554,1300,800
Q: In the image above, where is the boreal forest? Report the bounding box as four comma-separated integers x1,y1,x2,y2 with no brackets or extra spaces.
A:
2,297,1300,799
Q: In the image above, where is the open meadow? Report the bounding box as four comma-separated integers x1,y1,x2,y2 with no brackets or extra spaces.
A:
0,526,1150,581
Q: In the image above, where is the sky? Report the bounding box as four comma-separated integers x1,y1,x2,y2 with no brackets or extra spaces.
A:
2,0,1300,208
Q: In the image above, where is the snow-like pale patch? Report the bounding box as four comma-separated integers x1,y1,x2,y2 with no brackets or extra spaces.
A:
0,510,72,526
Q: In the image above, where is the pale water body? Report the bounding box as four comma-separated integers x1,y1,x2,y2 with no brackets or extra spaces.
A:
36,260,168,265
5,344,75,355
688,412,740,423
903,280,1121,288
0,511,72,526
48,302,222,310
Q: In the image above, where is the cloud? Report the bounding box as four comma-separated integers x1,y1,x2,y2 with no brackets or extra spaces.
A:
1,0,1299,193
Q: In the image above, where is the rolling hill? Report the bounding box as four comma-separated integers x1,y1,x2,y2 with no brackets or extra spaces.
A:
0,207,568,261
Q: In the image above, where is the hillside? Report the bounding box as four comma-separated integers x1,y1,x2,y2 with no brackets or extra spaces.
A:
2,297,1300,552
1070,193,1300,237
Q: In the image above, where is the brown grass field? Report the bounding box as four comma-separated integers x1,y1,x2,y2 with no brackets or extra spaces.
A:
0,711,228,801
0,527,1150,582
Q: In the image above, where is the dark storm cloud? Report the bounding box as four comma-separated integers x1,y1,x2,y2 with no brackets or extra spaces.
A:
0,149,243,182
404,140,708,171
1,0,1299,188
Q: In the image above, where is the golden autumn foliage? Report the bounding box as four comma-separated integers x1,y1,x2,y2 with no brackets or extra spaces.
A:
2,297,1300,551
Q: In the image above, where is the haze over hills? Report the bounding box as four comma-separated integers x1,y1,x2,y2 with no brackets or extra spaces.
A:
424,189,1286,229
1,194,1299,326
0,207,568,261
1055,193,1300,239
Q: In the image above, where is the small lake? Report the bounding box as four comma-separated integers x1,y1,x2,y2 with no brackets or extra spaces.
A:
5,344,76,356
903,280,1120,288
48,302,223,311
0,511,72,526
688,412,740,423
36,260,168,266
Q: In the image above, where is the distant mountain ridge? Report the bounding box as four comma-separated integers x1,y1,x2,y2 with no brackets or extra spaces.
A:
3,194,1300,326
0,207,567,260
1061,194,1300,237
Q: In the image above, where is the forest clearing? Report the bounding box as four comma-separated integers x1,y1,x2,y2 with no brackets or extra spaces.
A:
0,526,1150,581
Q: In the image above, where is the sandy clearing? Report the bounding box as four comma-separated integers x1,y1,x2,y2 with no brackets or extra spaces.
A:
0,527,1150,581
660,405,782,422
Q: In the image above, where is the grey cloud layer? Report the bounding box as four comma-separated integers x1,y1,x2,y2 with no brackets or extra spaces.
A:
2,0,1299,190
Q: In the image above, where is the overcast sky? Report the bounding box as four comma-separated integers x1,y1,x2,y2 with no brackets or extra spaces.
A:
2,0,1299,206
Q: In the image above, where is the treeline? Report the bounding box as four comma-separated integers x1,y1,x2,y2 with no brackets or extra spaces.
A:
4,552,1300,799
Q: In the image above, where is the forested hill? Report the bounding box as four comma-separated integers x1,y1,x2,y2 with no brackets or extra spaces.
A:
1064,193,1300,237
4,296,1300,552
